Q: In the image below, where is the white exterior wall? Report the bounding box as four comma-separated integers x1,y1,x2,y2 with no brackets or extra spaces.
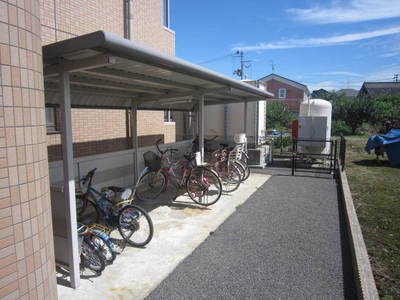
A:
204,101,266,145
204,104,225,138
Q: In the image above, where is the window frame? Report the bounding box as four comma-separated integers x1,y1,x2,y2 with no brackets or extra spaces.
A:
45,106,59,134
163,0,170,28
164,110,174,123
278,88,287,99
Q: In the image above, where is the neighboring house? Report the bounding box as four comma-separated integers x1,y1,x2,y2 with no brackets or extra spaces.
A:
258,73,310,115
41,0,186,161
336,89,358,98
358,82,400,98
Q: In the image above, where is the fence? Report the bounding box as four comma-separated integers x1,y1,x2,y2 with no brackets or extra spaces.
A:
291,138,338,176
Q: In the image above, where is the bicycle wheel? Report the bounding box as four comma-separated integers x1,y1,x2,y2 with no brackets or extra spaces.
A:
135,171,166,201
235,160,250,182
242,161,251,181
187,167,222,206
232,161,245,182
77,196,99,225
118,204,153,247
90,233,116,265
219,163,241,193
80,239,105,274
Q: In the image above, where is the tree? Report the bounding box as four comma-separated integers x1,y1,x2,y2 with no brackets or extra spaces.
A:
331,95,378,134
266,101,295,129
311,88,331,99
374,95,400,122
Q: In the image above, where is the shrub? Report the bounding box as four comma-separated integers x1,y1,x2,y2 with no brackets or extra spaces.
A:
332,120,352,136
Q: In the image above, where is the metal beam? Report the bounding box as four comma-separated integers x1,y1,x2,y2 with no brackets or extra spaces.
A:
45,54,117,77
59,71,80,288
244,101,248,135
135,87,230,105
131,101,138,184
45,82,135,99
71,73,168,94
199,95,205,164
83,67,198,90
47,76,166,94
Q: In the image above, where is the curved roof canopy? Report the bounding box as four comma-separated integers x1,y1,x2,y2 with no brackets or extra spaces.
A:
43,31,273,111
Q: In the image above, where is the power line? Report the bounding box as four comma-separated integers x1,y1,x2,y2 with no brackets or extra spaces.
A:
196,54,233,65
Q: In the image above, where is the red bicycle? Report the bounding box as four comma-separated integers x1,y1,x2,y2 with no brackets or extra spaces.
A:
135,140,222,206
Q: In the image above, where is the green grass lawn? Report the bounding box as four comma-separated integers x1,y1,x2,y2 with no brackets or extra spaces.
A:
345,138,400,299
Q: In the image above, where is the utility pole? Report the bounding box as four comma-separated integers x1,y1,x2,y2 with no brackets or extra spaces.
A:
394,74,399,82
233,50,251,80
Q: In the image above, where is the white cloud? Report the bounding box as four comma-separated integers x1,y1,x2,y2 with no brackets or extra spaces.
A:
234,26,400,52
319,71,363,77
382,51,400,57
288,0,400,24
364,64,400,81
308,80,363,92
306,64,400,91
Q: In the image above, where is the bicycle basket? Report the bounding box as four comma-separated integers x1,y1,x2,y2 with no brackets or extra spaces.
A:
143,151,161,171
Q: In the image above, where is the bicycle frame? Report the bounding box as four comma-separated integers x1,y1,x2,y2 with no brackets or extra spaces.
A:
159,155,193,189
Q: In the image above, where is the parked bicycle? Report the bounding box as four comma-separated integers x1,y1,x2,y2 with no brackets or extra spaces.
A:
76,168,153,247
78,223,106,274
192,135,250,183
207,149,241,193
136,139,222,206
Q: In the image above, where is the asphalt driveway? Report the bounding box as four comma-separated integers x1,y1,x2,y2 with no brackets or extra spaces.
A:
147,166,356,299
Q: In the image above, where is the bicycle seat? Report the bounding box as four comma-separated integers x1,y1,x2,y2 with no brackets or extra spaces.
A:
105,186,133,201
219,143,229,148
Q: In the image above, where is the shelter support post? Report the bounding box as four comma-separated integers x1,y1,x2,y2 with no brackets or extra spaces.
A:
131,101,138,183
244,101,248,135
198,96,205,164
59,71,80,288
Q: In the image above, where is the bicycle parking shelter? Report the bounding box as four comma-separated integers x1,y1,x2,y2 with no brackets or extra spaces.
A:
42,30,273,288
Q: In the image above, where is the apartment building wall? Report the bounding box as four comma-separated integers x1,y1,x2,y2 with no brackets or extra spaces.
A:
0,0,57,298
263,79,306,113
40,0,178,162
132,0,176,56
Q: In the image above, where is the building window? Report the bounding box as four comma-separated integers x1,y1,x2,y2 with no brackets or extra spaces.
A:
163,0,170,28
278,88,286,99
164,110,173,122
45,107,58,133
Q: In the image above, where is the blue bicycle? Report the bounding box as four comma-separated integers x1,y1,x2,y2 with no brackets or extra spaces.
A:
76,168,153,247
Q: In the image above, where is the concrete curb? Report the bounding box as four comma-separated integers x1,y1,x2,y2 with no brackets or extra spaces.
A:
337,167,379,300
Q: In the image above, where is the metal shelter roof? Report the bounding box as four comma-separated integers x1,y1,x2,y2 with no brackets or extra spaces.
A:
43,31,273,111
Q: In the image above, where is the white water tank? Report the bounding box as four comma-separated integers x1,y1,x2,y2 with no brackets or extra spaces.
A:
298,99,332,154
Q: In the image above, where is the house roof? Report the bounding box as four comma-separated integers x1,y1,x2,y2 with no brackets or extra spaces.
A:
358,82,400,98
43,31,273,111
336,89,358,97
257,73,310,95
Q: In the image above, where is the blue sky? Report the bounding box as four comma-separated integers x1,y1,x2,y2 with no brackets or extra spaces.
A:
171,0,400,92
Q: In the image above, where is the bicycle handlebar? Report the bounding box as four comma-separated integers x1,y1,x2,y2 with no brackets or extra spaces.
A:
155,139,179,156
79,168,97,184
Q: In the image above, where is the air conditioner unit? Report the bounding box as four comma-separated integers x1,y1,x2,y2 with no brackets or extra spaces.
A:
248,145,271,168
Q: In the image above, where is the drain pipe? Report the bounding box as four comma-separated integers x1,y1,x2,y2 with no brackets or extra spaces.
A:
124,0,133,40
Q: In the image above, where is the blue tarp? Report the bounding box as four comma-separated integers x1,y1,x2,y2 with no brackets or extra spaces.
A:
365,129,400,164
